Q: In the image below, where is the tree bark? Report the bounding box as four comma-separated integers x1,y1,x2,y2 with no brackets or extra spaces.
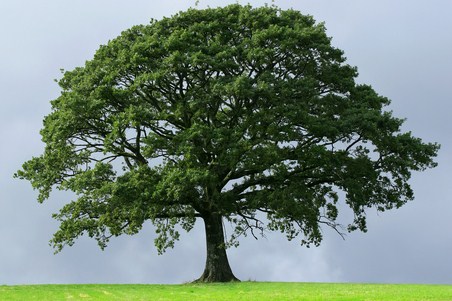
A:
194,213,239,282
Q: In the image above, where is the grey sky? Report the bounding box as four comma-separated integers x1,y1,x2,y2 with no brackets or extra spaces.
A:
1,0,451,285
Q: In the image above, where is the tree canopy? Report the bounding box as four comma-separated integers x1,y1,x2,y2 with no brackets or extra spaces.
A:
16,4,439,282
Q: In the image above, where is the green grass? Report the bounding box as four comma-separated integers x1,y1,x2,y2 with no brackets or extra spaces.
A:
1,282,451,301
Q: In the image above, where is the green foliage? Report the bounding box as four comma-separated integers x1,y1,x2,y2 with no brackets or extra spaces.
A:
2,283,452,301
16,4,438,254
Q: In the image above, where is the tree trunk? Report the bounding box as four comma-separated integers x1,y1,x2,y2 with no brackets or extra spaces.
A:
194,213,239,282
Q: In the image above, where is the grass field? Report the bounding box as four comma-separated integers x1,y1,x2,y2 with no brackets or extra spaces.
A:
1,282,452,301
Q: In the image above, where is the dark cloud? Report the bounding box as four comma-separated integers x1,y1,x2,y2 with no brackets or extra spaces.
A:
1,0,451,285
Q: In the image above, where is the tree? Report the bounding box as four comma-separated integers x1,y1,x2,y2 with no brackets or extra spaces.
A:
16,4,439,282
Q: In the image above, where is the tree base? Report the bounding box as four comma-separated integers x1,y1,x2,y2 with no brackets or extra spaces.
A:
193,251,240,283
193,272,240,283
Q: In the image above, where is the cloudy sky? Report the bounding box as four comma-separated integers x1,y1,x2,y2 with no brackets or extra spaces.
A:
1,0,451,285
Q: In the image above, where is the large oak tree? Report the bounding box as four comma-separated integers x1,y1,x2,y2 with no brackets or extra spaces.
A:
17,5,439,282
